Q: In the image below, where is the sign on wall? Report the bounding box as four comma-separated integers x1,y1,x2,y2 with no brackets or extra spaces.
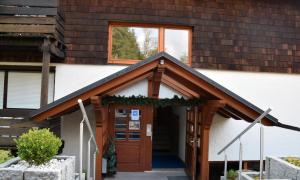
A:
131,109,140,121
129,121,140,130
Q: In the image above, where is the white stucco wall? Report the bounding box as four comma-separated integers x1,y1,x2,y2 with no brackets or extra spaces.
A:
61,105,96,173
172,106,187,162
54,64,185,100
113,79,148,97
54,64,126,99
159,84,186,99
197,69,300,161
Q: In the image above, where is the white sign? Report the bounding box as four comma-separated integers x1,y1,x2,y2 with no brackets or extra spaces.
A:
131,109,139,121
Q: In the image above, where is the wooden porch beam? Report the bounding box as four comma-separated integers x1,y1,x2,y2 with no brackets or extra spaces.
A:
33,60,159,122
224,105,253,122
40,38,50,107
199,100,225,180
150,64,165,98
162,74,200,98
164,62,272,125
218,108,241,120
162,81,192,99
50,43,65,59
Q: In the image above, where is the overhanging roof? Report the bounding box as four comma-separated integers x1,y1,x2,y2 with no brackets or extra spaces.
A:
30,52,278,126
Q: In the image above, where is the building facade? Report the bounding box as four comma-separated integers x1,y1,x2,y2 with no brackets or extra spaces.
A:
1,0,300,179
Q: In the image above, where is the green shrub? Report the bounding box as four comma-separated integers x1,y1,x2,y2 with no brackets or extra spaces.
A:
227,169,238,180
0,150,12,164
15,128,62,165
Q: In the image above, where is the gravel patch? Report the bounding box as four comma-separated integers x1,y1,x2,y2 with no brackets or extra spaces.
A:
10,159,65,170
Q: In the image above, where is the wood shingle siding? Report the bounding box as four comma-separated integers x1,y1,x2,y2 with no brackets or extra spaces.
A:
61,0,300,73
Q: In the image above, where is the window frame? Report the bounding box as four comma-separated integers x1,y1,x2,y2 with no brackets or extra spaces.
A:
108,22,192,65
0,66,55,110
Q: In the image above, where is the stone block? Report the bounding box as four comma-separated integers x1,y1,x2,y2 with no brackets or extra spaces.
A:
0,156,75,180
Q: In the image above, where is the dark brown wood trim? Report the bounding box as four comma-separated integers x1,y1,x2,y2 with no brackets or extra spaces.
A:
161,74,200,98
0,109,34,117
150,64,165,98
3,71,8,109
0,65,55,72
192,106,199,180
91,96,104,180
40,38,51,107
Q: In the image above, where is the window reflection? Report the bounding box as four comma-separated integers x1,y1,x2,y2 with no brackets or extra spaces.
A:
165,29,189,63
112,27,159,60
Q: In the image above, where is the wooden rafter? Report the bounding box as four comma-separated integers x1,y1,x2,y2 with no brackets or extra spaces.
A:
161,74,200,98
31,53,277,127
149,64,165,98
218,108,241,120
164,61,273,125
165,69,213,98
33,60,159,122
224,105,254,123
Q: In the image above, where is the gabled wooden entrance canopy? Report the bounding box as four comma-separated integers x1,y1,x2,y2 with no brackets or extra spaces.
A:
30,52,297,180
30,52,278,125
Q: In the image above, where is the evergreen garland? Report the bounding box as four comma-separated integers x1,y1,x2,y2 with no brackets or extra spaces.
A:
102,95,204,107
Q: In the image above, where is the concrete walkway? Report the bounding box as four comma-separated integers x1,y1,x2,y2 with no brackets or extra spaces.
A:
104,168,188,180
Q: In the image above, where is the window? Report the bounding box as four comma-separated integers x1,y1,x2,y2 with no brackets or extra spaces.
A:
108,23,192,65
0,70,55,109
114,108,142,141
0,72,4,109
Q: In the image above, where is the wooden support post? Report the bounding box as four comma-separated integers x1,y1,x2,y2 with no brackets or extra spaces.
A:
148,75,153,98
199,100,225,180
40,38,51,107
91,96,104,180
95,120,103,180
200,125,210,180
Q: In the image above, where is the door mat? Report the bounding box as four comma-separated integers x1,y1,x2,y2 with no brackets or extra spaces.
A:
152,155,185,168
167,176,189,180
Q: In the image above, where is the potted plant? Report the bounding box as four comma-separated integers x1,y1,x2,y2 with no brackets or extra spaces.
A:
227,169,238,180
107,137,117,175
220,169,238,180
0,128,75,180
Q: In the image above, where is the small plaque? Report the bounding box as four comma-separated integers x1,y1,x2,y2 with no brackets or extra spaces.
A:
129,121,140,130
131,109,140,121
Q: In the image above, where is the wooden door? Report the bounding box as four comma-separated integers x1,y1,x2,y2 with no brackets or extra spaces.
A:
110,104,153,171
185,107,199,180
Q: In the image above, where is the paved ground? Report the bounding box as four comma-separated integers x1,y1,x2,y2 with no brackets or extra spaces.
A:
104,168,188,180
